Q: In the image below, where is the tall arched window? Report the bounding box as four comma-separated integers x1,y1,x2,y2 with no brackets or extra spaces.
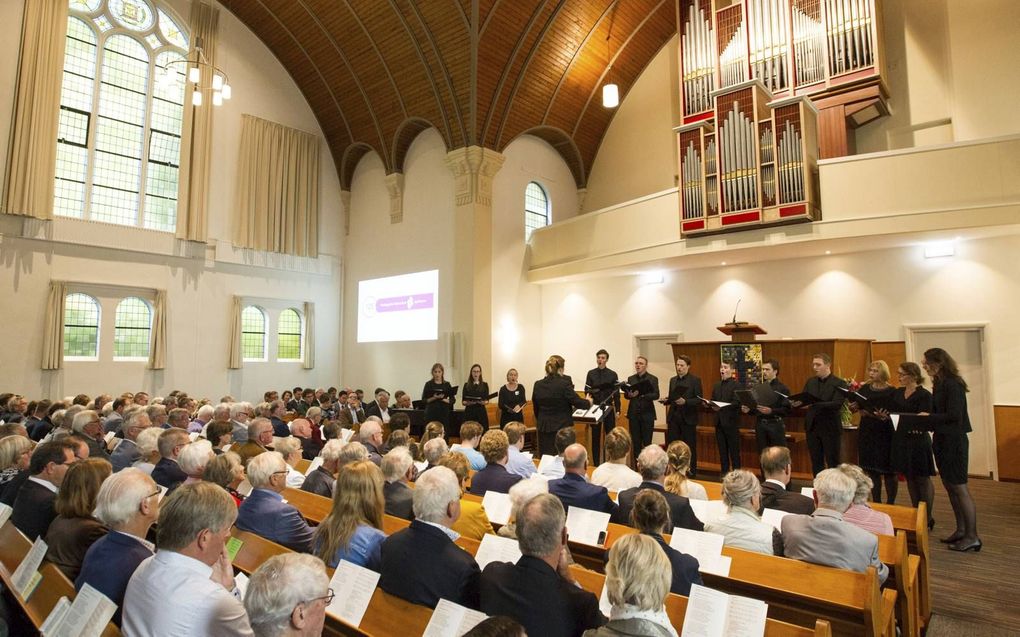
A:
277,308,303,361
241,306,267,361
64,293,101,359
114,297,152,359
56,0,188,231
524,181,550,240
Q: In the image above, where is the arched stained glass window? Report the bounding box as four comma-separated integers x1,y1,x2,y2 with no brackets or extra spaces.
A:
524,181,550,241
277,308,303,361
114,296,152,358
241,306,267,361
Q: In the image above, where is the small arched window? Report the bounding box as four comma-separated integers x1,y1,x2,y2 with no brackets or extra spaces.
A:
64,293,101,359
524,181,550,240
277,308,303,361
114,296,152,359
241,306,267,361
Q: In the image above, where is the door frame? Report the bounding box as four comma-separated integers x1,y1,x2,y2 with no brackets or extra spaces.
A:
904,322,997,480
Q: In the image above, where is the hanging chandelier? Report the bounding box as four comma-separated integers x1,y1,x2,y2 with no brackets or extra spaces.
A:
159,38,231,107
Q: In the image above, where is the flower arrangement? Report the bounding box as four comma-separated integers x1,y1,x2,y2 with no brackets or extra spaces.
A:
839,374,861,427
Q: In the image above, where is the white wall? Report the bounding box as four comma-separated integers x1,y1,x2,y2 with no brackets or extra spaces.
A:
0,1,344,402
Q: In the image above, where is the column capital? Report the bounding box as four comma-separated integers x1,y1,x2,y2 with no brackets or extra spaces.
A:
339,189,351,236
383,172,404,224
444,146,505,207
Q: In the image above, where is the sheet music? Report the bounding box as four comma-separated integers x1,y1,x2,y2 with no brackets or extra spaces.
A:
598,582,613,618
48,583,117,637
726,595,768,637
326,560,381,627
188,431,199,442
565,507,610,546
104,431,116,444
760,508,790,532
681,583,766,637
304,456,325,475
698,554,732,577
414,460,429,474
422,598,489,637
12,537,48,597
234,572,250,601
40,597,71,635
890,413,900,431
481,491,512,525
473,534,522,571
536,455,558,474
157,485,168,501
669,528,725,567
688,499,727,525
0,502,12,528
800,487,815,498
237,479,253,497
341,428,355,443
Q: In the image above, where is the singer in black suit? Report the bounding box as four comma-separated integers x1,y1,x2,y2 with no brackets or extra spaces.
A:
532,355,591,456
745,359,791,454
584,349,620,465
792,353,847,475
665,355,703,475
625,357,659,448
709,360,743,474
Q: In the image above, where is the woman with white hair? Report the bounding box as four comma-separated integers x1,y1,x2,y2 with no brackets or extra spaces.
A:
133,427,162,474
245,553,331,637
177,440,215,486
705,470,783,555
274,437,308,488
838,463,894,536
585,533,677,637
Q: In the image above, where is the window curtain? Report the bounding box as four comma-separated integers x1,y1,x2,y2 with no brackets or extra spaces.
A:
175,0,219,242
228,295,242,369
2,0,69,220
42,281,67,370
303,301,315,370
233,115,320,257
148,290,168,370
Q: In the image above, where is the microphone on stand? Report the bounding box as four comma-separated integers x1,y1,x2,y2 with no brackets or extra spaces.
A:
729,299,743,326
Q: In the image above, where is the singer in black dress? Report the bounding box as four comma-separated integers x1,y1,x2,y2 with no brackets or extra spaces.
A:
462,364,490,429
422,362,454,431
885,362,935,527
498,368,526,427
853,361,898,504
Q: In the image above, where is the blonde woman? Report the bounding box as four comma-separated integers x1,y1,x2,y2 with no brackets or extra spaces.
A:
532,354,590,456
851,360,898,503
314,460,387,570
663,441,707,500
591,428,641,492
0,435,33,501
586,533,677,637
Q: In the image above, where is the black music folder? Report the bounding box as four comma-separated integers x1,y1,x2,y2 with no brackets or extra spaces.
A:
464,391,499,401
835,386,895,412
784,392,823,406
620,378,655,397
734,389,759,410
431,385,459,400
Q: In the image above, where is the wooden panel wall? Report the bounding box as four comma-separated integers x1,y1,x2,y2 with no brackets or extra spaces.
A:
994,405,1020,482
870,341,907,387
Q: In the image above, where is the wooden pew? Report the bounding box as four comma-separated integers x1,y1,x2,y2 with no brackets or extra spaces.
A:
872,501,930,628
0,522,121,636
295,458,312,474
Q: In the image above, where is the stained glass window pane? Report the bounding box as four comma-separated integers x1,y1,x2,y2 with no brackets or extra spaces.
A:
157,9,188,48
109,0,155,32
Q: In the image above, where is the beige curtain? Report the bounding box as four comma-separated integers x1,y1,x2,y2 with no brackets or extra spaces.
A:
175,1,219,242
41,281,67,370
228,295,242,369
2,0,69,219
303,301,315,370
148,290,168,370
234,115,320,257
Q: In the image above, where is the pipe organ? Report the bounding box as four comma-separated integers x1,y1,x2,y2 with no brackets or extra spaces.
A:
675,0,881,235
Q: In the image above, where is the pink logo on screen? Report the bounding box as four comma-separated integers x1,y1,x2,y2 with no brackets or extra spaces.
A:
375,293,434,313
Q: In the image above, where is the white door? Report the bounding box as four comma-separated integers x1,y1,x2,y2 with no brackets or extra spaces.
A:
636,334,681,444
908,328,993,478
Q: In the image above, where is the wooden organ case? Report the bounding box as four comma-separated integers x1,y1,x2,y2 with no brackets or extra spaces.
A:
674,0,886,236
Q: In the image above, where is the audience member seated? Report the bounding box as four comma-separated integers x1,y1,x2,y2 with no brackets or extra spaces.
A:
549,444,617,514
383,428,410,455
422,421,446,446
302,439,343,498
469,429,523,496
759,446,815,515
76,468,159,626
664,441,707,501
538,428,576,480
496,478,548,540
236,452,315,552
0,422,28,439
151,428,190,490
204,451,248,506
451,421,487,471
379,466,481,609
110,410,151,472
504,422,536,479
102,398,127,435
590,428,641,492
627,489,702,596
146,404,169,429
782,468,889,584
71,410,110,460
122,482,253,635
269,400,290,438
613,445,703,532
0,434,33,505
179,439,215,487
236,418,275,467
463,616,527,637
274,437,307,489
420,437,449,475
290,418,321,461
359,419,385,466
206,420,234,455
133,426,162,475
313,460,387,570
705,470,782,556
166,406,190,431
338,441,369,468
68,433,92,461
190,404,214,434
593,533,679,637
11,440,76,539
838,463,894,536
230,402,254,444
438,451,495,540
45,458,112,579
480,493,606,637
381,446,416,520
244,553,331,637
207,403,232,435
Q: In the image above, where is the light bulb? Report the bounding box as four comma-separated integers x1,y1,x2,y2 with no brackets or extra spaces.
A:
602,83,619,108
188,66,201,84
222,83,231,100
192,90,202,106
213,91,223,106
212,73,223,90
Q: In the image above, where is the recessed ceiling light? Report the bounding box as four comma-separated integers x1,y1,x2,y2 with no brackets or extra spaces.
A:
825,250,831,255
720,261,727,266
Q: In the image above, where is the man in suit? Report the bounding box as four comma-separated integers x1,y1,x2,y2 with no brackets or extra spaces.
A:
708,359,743,474
613,445,703,532
229,402,254,444
269,400,291,438
103,398,129,434
338,396,367,428
480,493,606,637
625,356,659,448
548,444,617,515
381,446,416,520
363,388,391,424
109,410,151,472
359,418,385,465
301,440,343,498
745,358,791,454
11,440,76,540
71,409,110,461
150,428,190,490
791,353,848,475
296,389,316,416
468,429,523,496
77,468,159,626
782,468,888,584
236,452,315,552
584,349,620,465
665,354,703,474
379,467,480,609
290,418,322,460
759,446,815,514
234,418,275,467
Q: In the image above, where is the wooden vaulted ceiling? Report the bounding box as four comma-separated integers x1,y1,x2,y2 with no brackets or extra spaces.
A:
219,0,677,189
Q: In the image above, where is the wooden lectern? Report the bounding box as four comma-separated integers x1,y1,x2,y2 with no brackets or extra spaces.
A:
717,322,768,342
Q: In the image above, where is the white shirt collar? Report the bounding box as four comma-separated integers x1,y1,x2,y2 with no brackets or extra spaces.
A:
154,549,213,578
764,478,787,488
28,475,58,493
420,519,460,542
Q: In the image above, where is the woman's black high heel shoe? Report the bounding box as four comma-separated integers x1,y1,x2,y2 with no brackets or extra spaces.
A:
948,539,982,552
940,531,964,544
